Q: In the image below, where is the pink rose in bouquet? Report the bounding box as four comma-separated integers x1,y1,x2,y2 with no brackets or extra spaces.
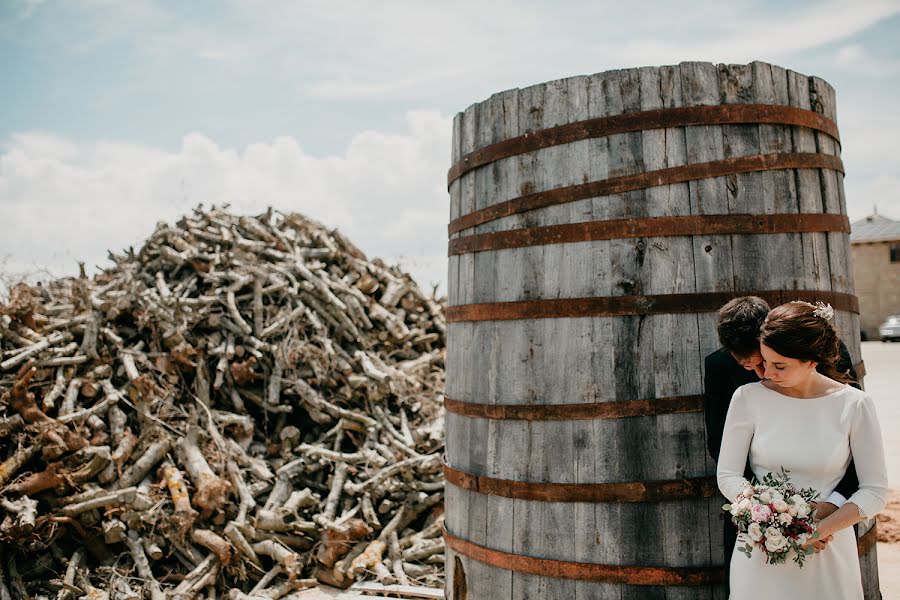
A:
751,504,773,522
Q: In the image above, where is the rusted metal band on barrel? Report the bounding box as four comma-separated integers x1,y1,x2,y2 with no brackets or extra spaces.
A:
446,290,858,323
444,395,703,421
449,213,850,255
444,464,718,503
448,152,843,235
857,522,877,556
448,104,839,185
444,527,724,586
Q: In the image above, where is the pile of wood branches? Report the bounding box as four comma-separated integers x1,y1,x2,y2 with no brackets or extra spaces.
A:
0,207,447,600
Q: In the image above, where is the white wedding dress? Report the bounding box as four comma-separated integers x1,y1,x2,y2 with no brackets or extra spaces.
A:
717,382,888,599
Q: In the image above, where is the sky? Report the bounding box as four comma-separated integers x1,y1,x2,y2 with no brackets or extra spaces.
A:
1,0,899,293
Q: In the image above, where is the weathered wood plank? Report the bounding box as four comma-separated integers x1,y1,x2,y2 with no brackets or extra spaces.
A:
483,89,519,600
753,61,797,214
809,76,842,215
680,62,733,295
538,78,581,600
448,112,463,309
787,70,833,296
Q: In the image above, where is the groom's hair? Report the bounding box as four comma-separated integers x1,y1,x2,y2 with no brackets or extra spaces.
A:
716,296,770,358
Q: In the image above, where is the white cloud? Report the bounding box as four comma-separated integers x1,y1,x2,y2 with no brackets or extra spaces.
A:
831,42,900,75
0,110,452,290
597,1,900,66
221,0,900,102
836,43,867,66
5,132,80,161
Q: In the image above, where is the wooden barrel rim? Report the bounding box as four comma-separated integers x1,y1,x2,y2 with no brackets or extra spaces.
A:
448,213,850,256
444,463,718,503
446,290,858,323
857,522,878,556
448,152,843,235
448,103,839,185
444,394,703,421
444,527,725,585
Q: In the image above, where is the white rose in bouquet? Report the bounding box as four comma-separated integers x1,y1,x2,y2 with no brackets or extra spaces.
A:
747,522,763,542
759,490,772,504
773,499,789,513
764,527,788,552
778,512,793,526
765,535,789,552
732,497,752,515
796,502,811,518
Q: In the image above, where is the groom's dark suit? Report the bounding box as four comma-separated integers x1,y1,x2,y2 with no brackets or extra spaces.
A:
703,343,860,579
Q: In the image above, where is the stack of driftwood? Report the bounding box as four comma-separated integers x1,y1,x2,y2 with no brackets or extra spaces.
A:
0,207,447,600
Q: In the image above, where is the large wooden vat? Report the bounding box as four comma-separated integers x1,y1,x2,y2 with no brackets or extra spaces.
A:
444,61,879,599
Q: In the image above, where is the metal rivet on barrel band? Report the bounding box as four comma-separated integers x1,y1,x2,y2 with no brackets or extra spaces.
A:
448,213,850,255
444,527,725,586
449,153,843,235
445,290,858,323
448,104,839,186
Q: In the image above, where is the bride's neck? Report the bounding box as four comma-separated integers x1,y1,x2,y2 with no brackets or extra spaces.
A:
768,373,839,399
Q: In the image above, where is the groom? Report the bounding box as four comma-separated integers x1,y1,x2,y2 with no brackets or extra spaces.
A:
703,296,860,580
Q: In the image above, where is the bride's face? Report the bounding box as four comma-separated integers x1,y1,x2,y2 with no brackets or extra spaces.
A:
759,343,818,388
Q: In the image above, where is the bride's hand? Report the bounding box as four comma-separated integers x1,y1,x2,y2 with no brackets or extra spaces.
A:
812,535,833,552
802,532,834,553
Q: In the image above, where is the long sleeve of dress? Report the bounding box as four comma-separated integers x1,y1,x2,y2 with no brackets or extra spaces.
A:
846,394,889,518
717,386,755,502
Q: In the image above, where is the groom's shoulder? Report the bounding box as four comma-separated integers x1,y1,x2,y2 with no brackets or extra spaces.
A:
704,347,733,370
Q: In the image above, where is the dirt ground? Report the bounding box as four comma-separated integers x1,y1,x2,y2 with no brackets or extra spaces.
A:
861,341,900,595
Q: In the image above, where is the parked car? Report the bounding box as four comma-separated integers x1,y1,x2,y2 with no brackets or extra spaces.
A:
880,314,900,342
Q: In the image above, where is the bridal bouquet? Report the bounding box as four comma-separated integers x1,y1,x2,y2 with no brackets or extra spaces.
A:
723,468,819,567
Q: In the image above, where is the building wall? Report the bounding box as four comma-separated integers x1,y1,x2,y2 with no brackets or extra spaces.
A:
851,240,900,339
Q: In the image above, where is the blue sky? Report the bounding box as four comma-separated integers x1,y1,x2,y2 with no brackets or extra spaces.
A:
1,0,899,289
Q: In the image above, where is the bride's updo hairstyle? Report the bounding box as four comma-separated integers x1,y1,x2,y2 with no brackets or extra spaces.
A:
759,301,850,383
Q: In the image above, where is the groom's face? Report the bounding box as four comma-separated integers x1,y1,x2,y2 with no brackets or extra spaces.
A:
733,351,765,378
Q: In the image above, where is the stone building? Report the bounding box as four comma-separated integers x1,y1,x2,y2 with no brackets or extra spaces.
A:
850,213,900,340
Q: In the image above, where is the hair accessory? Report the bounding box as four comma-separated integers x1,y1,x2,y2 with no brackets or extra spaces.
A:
812,301,834,321
788,300,834,322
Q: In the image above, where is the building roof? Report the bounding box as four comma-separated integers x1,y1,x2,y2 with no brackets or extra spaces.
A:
850,213,900,243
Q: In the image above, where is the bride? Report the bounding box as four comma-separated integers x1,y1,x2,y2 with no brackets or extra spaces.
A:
717,301,889,599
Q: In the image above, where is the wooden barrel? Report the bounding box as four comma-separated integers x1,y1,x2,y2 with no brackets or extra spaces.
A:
444,61,879,600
